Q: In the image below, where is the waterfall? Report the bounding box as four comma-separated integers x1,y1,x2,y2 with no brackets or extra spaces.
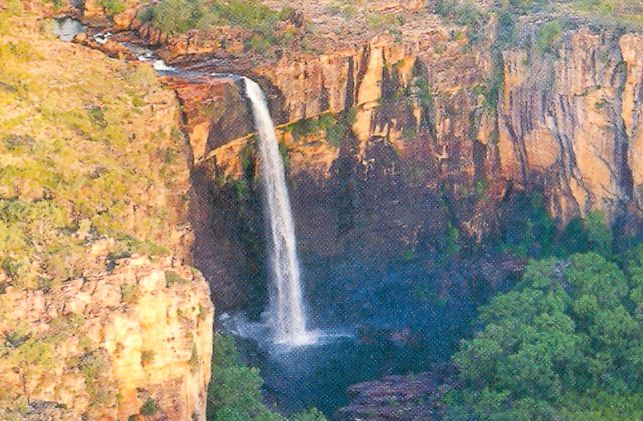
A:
243,77,316,347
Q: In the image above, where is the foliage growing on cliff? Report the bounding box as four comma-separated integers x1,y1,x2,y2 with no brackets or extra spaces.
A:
435,0,642,37
140,398,159,416
444,251,643,419
285,110,355,148
208,333,328,421
501,193,615,260
535,19,564,54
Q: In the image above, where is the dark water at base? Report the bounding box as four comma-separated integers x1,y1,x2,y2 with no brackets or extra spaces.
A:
229,258,482,417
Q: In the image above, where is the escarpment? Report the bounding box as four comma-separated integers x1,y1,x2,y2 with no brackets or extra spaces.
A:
498,27,642,228
157,15,641,309
3,0,641,417
0,6,213,420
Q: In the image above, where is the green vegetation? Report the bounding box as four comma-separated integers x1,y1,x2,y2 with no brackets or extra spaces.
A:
5,336,54,404
568,0,643,29
501,193,614,259
78,350,116,408
536,19,564,55
0,9,187,292
435,0,488,29
285,109,355,148
208,333,327,421
98,0,126,16
326,0,359,18
367,13,402,31
120,284,140,304
449,0,639,30
139,0,201,33
165,270,188,287
48,0,65,9
502,193,556,257
444,251,643,419
140,0,297,54
290,408,328,421
208,332,281,420
445,222,462,258
0,11,191,414
141,398,159,416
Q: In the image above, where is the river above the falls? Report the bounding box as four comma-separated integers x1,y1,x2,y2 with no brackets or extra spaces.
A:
225,257,483,417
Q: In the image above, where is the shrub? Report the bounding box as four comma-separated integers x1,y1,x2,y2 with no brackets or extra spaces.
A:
142,0,296,50
141,398,159,417
165,270,187,287
207,333,327,421
535,19,563,54
585,210,613,256
207,333,281,420
120,284,140,304
291,408,328,421
558,210,613,258
98,0,125,16
143,0,195,33
501,192,557,258
78,350,116,405
3,134,34,150
445,222,461,257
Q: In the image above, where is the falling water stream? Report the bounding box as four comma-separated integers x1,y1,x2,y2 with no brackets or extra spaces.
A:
243,78,317,347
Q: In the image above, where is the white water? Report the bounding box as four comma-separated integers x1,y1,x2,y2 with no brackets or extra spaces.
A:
152,59,176,72
243,78,316,347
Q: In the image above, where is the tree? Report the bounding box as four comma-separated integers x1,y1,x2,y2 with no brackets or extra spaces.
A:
207,333,327,421
585,210,613,257
9,338,54,405
445,253,642,420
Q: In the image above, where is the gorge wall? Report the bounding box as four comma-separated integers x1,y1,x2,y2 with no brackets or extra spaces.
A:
168,17,642,310
61,0,641,314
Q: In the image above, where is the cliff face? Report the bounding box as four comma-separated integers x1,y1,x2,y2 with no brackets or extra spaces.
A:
199,22,642,226
166,17,641,309
0,6,213,420
498,27,642,226
56,0,640,314
0,256,213,421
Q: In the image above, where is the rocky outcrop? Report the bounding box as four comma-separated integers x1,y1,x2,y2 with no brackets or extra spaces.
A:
620,34,643,212
336,364,456,421
165,75,252,163
0,256,213,421
64,0,640,311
